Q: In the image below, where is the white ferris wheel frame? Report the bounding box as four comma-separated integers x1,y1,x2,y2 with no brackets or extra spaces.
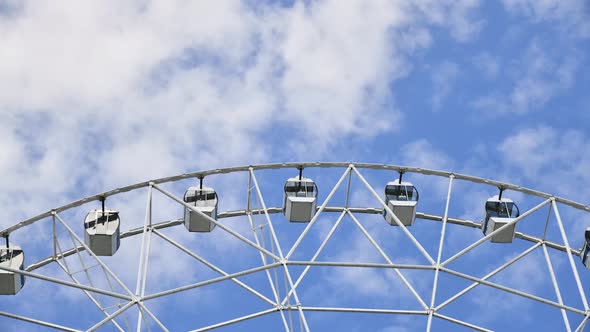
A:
0,162,589,332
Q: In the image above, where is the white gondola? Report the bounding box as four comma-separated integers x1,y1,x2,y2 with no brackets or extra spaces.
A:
483,195,520,243
581,227,590,269
184,186,218,232
84,209,121,256
0,246,25,295
383,180,419,226
283,176,318,223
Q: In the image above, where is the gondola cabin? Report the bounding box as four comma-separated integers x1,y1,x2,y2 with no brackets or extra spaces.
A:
581,227,590,269
283,177,318,223
84,209,121,256
483,196,520,243
383,180,419,226
184,186,218,232
0,246,25,295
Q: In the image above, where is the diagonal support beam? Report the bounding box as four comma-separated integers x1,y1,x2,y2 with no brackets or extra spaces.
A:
282,210,347,306
0,310,82,332
152,184,281,262
348,211,429,310
86,301,135,332
426,175,454,331
441,267,586,316
53,212,136,297
249,168,311,332
142,262,282,301
553,200,589,311
542,243,571,332
442,198,551,267
189,308,278,332
286,166,352,259
153,229,275,306
136,303,170,332
575,314,590,332
436,242,541,311
0,262,131,300
433,313,492,332
351,165,435,265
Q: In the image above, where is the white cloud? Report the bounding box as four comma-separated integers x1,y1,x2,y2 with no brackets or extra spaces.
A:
473,52,500,79
0,0,487,227
409,0,484,41
498,126,590,192
472,40,578,114
502,0,590,38
400,139,454,171
431,61,459,111
0,1,488,328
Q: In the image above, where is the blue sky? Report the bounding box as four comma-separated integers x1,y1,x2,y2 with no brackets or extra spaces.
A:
0,0,589,331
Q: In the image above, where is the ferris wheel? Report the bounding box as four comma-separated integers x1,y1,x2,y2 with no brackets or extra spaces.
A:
1,162,590,331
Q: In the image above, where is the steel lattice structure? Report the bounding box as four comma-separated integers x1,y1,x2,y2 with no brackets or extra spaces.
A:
1,162,590,331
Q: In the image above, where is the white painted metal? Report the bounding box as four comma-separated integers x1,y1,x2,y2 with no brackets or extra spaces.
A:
252,169,310,332
0,246,25,295
352,166,436,265
1,163,589,331
552,200,590,311
542,243,571,332
427,175,454,332
348,211,428,310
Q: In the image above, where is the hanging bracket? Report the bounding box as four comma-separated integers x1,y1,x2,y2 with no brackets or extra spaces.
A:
99,195,106,216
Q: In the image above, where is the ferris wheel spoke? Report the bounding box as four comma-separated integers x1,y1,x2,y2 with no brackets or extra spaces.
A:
441,198,552,267
285,166,353,260
53,212,135,297
351,165,436,265
542,243,572,332
249,168,311,332
575,313,590,332
86,300,135,332
0,310,82,332
427,175,455,332
152,228,276,306
281,210,347,306
440,267,586,316
188,307,278,332
135,185,153,296
137,303,170,332
432,313,492,332
348,211,429,310
435,241,541,311
152,184,281,262
54,248,126,332
553,200,590,311
246,170,292,331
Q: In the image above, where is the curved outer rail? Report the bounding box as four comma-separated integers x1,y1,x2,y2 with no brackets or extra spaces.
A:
25,207,581,273
3,162,590,237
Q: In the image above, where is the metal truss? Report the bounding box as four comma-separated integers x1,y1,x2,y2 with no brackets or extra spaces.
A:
0,162,589,331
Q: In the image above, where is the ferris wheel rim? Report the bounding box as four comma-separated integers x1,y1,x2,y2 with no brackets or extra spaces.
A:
2,161,589,237
1,162,589,331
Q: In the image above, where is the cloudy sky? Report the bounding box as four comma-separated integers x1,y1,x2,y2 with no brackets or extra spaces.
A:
0,0,589,331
